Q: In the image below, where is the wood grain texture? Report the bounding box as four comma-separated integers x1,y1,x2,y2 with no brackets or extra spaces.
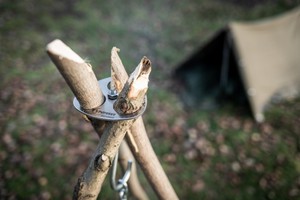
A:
47,39,104,111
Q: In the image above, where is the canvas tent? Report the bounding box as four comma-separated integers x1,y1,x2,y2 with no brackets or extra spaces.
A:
174,6,300,122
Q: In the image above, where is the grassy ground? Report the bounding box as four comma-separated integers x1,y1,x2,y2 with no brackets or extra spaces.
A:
1,0,300,199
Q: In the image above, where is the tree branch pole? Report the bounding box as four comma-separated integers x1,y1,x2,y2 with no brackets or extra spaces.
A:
46,39,104,110
88,121,148,200
111,48,149,200
47,40,151,199
111,47,179,200
86,121,149,200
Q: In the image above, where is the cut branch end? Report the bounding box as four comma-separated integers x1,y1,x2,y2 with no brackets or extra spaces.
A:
46,39,104,110
114,57,152,115
46,39,85,64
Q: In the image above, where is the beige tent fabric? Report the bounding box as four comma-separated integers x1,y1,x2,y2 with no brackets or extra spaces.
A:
229,7,300,122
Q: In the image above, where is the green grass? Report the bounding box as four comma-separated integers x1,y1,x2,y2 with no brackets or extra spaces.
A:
1,0,300,199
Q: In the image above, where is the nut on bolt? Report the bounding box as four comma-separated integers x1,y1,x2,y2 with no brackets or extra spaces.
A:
107,81,118,100
108,89,118,100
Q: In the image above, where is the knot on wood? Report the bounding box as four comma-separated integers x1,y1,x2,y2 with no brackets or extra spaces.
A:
114,98,139,115
142,57,151,72
73,176,85,199
94,154,111,171
83,105,102,114
121,101,129,112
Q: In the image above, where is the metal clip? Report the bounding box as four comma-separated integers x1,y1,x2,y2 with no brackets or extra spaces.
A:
111,151,132,200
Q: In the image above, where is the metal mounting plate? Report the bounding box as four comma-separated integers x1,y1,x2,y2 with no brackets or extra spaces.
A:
73,77,147,121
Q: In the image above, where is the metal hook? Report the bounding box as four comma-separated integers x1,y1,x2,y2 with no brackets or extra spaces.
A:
111,150,133,200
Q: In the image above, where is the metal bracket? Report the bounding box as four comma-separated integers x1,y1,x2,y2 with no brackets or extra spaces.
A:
73,77,147,121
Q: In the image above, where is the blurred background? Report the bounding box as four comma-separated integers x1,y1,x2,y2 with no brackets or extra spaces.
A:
1,0,300,199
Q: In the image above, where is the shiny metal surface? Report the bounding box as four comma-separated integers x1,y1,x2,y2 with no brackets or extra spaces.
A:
73,77,147,121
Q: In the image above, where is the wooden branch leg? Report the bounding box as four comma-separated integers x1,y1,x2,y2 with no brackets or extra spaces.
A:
73,119,135,199
110,48,149,199
111,47,179,200
89,119,148,200
129,118,178,200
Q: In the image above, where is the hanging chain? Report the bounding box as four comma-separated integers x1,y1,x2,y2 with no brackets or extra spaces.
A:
111,151,133,200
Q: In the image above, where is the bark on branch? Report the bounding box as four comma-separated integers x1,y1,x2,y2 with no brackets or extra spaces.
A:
111,48,179,200
111,47,149,200
47,39,104,111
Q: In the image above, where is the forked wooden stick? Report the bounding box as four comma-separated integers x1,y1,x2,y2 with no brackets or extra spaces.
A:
111,48,149,200
47,40,151,199
111,47,179,200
